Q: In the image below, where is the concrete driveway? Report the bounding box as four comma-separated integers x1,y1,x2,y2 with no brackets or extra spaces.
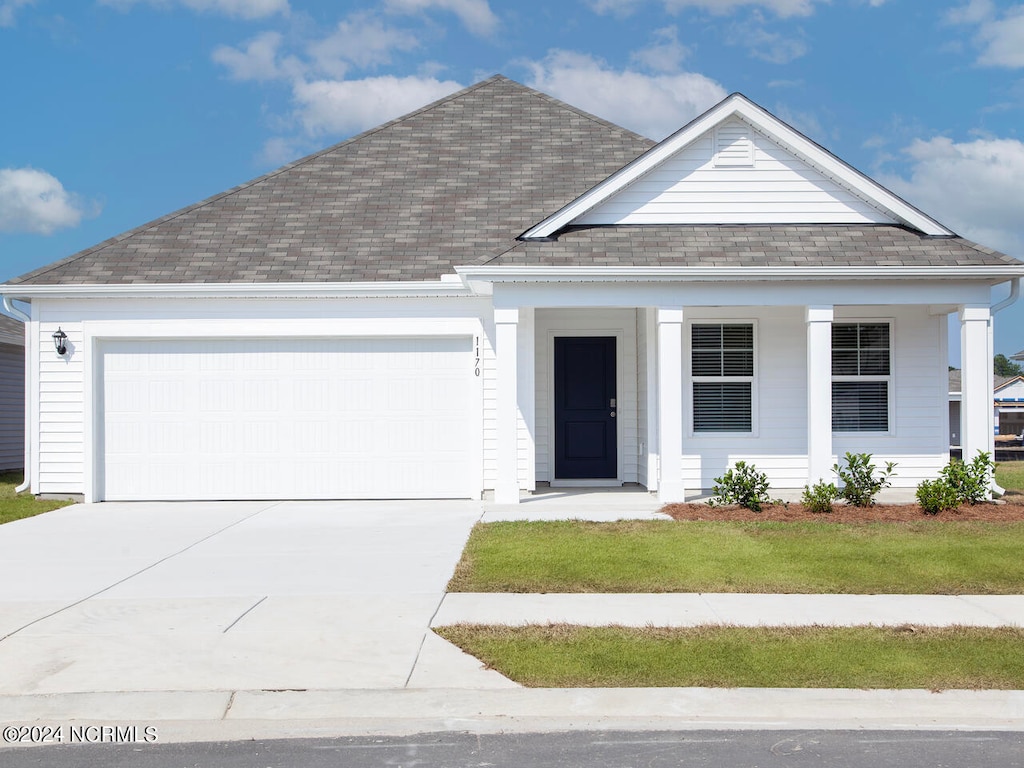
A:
0,500,494,694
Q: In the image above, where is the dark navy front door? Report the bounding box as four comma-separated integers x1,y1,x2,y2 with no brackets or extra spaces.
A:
554,336,617,479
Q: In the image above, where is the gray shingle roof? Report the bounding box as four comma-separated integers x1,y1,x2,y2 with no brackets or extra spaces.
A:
6,75,1022,286
8,76,653,285
0,314,23,346
490,224,1022,268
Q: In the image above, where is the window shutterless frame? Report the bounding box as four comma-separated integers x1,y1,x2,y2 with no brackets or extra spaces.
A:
688,321,757,436
831,320,894,434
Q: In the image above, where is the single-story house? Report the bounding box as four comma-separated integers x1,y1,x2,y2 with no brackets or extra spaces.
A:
949,371,1024,446
0,314,25,471
2,76,1023,503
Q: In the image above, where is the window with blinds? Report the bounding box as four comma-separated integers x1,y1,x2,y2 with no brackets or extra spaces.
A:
692,323,754,432
832,322,890,431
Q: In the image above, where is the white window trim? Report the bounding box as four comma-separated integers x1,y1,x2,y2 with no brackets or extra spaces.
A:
831,318,895,436
686,319,759,438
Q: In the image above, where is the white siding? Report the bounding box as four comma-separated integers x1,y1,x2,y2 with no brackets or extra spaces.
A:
682,307,808,490
832,306,949,486
534,309,639,484
38,322,85,493
0,343,24,471
578,119,895,227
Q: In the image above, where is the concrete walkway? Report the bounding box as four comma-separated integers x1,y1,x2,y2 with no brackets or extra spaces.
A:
1,491,1022,743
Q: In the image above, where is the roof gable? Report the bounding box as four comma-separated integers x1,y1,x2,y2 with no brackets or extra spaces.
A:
522,93,953,239
995,376,1024,399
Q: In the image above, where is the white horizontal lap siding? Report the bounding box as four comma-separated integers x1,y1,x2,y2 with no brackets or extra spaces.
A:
833,307,948,486
0,343,24,470
100,337,476,501
578,122,894,227
683,308,807,490
37,323,85,494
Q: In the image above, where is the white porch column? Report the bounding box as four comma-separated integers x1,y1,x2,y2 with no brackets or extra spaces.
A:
960,305,994,470
657,307,685,502
517,307,536,493
806,305,834,485
494,307,520,504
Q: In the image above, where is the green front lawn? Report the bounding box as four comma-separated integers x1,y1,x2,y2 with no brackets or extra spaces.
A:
437,624,1024,689
448,519,1024,594
0,471,75,525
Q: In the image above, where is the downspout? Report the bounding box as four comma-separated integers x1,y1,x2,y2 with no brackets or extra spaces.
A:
990,278,1022,496
2,295,31,494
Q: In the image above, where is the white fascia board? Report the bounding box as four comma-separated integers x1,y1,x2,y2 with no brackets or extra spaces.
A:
521,93,954,239
456,264,1024,283
0,281,475,301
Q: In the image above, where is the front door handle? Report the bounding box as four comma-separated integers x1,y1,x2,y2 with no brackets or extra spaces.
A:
610,411,616,418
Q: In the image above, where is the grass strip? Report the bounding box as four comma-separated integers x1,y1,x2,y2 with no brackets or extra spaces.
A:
0,471,74,525
448,520,1024,594
997,461,1024,493
437,624,1024,689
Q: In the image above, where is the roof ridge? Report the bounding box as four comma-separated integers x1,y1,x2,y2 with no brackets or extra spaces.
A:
8,76,511,285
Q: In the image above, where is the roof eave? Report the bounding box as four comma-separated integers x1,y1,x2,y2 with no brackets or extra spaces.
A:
0,280,477,301
456,265,1024,283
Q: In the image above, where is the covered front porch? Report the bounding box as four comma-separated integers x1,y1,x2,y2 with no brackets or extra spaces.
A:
475,273,999,505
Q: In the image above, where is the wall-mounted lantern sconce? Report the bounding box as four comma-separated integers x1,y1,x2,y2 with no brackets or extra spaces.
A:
53,327,68,356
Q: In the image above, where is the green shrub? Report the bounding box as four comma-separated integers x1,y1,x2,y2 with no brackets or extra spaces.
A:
801,481,840,513
916,478,960,515
834,452,896,508
940,451,993,504
914,451,995,515
709,461,777,513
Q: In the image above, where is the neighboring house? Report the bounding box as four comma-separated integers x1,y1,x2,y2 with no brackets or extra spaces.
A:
1013,349,1024,362
995,376,1024,439
0,314,24,471
2,76,1023,503
949,371,1024,446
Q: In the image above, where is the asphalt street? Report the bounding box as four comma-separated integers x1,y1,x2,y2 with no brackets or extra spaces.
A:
3,730,1024,768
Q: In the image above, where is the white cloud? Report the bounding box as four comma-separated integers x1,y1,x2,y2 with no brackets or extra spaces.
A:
0,0,34,27
730,13,808,62
879,136,1024,258
587,0,643,15
212,31,300,81
947,1,1024,68
946,0,995,25
308,14,421,76
588,0,821,15
631,26,691,72
524,50,727,140
98,0,288,19
384,0,498,36
291,75,464,138
0,168,95,235
663,0,821,17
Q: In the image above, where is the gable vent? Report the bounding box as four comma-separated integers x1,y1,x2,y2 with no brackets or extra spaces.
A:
714,122,755,167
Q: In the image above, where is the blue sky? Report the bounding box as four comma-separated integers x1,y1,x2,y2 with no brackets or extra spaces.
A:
1,0,1023,362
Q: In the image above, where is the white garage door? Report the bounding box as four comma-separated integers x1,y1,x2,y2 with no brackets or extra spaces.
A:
100,337,476,501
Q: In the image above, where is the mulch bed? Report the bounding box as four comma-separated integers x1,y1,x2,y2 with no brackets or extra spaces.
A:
662,491,1024,523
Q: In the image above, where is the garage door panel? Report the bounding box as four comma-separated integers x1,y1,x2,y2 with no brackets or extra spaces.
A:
100,337,475,501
